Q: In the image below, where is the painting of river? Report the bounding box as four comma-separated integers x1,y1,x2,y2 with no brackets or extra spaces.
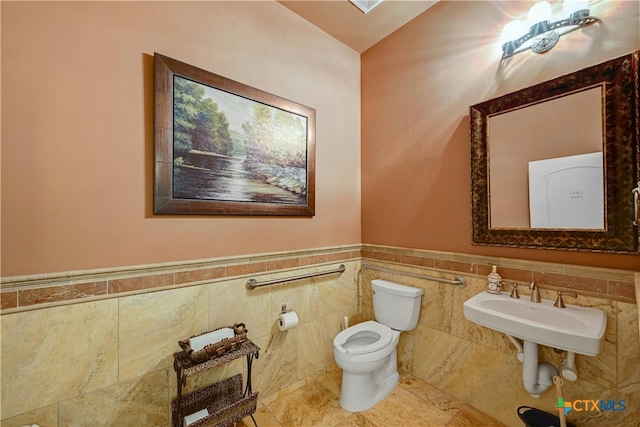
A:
154,53,315,215
172,75,309,206
174,151,306,204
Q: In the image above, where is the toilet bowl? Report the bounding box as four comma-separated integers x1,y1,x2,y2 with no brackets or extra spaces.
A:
334,321,396,372
333,320,400,411
333,279,423,412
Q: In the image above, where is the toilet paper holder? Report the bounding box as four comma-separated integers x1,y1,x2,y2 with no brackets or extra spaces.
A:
278,304,299,332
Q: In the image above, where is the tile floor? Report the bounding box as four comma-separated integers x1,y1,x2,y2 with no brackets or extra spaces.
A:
239,368,508,427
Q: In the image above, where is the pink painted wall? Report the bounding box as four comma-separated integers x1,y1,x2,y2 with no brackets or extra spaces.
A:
1,1,361,276
3,1,639,277
361,0,640,271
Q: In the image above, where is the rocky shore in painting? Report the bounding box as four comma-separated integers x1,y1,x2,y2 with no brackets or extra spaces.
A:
246,162,307,195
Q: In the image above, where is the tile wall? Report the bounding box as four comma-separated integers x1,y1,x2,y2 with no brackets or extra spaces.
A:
1,244,638,426
0,247,361,426
361,245,640,427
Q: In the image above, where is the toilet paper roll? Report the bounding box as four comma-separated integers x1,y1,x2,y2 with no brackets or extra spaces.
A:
189,328,234,352
278,311,299,331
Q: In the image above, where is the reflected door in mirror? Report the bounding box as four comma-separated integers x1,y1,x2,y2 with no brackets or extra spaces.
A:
528,152,603,229
489,86,604,230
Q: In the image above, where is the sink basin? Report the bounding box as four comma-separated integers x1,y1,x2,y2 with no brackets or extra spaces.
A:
463,291,606,356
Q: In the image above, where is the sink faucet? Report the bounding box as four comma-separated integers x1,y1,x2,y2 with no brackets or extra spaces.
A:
554,291,578,308
509,283,520,299
529,282,541,303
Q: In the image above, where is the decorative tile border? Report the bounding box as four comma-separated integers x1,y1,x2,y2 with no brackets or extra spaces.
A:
0,246,361,312
362,245,637,303
1,244,636,313
17,281,108,307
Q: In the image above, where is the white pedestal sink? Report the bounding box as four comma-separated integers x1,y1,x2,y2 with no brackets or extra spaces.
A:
463,291,606,397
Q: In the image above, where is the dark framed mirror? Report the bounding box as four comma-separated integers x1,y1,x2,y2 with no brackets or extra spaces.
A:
470,51,639,253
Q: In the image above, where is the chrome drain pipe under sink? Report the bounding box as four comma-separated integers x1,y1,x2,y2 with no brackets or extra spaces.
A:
507,333,579,397
522,340,557,398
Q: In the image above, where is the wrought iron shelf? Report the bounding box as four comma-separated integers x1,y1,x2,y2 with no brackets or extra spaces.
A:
172,339,260,427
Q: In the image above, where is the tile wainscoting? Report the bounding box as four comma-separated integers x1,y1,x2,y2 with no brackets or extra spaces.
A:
361,245,639,427
0,246,361,312
1,245,638,426
1,246,361,425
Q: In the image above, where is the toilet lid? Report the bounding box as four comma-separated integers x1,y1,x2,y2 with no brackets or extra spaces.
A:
333,320,393,355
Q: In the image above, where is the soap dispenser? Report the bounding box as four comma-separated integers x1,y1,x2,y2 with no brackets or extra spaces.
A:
486,265,502,295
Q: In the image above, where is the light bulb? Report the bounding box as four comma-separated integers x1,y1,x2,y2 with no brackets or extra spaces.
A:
527,1,552,26
501,20,526,45
563,0,589,16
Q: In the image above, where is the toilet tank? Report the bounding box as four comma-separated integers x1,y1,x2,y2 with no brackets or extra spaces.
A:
372,279,424,331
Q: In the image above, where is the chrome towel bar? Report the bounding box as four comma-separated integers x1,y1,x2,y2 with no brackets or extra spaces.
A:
246,264,346,290
363,262,466,289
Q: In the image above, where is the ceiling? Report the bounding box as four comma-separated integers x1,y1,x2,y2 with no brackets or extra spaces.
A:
277,0,438,53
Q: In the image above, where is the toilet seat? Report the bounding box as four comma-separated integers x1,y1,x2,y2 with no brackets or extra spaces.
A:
333,321,393,355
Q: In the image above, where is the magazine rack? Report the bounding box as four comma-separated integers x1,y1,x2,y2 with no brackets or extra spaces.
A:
172,339,260,427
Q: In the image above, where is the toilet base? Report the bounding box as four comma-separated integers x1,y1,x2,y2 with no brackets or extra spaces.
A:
338,351,399,412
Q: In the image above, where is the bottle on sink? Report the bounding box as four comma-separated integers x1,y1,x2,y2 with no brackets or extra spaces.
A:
486,265,502,295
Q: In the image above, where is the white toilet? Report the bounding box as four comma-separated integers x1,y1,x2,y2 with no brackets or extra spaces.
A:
333,279,424,411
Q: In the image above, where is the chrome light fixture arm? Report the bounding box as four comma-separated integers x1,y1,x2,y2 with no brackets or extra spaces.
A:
502,9,599,60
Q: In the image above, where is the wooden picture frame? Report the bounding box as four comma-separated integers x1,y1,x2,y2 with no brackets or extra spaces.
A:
154,53,316,216
470,51,639,252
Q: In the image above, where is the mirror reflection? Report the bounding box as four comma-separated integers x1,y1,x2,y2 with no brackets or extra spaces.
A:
470,50,638,253
489,85,604,230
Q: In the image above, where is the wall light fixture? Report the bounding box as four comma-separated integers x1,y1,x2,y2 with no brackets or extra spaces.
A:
501,1,599,60
349,0,383,14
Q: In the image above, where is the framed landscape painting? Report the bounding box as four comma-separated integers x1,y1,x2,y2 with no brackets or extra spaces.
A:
154,53,316,216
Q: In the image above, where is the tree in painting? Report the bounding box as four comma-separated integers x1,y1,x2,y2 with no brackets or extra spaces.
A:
173,78,234,156
243,105,306,167
172,76,307,203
